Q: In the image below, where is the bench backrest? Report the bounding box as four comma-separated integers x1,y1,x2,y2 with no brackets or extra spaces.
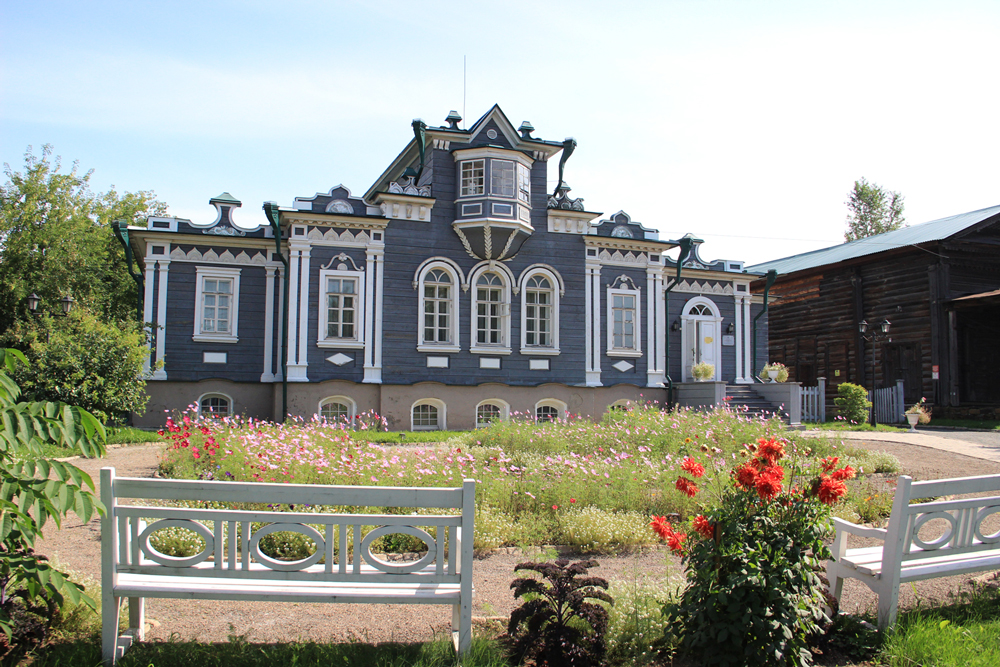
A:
885,474,1000,564
100,467,475,585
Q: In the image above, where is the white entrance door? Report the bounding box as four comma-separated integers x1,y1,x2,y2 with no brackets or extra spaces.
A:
681,298,722,381
697,320,717,373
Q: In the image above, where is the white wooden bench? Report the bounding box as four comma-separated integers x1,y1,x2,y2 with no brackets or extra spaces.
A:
827,473,1000,629
100,467,475,665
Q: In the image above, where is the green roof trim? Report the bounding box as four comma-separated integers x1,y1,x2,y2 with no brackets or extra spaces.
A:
210,192,242,205
747,205,1000,275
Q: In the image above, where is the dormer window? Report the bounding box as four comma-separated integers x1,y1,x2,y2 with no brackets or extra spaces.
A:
491,160,515,197
461,160,485,196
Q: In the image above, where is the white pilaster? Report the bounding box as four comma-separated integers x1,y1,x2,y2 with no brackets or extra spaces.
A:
297,249,311,372
586,264,602,386
261,266,276,382
734,293,745,383
363,249,376,380
142,263,155,376
366,250,384,383
286,250,300,366
152,259,169,380
646,268,661,387
649,271,666,386
743,296,753,381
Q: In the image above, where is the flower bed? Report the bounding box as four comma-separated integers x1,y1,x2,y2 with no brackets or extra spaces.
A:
155,404,896,553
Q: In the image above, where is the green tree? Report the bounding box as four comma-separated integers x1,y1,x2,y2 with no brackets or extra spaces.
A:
0,309,150,423
0,348,105,644
0,145,167,332
844,177,905,242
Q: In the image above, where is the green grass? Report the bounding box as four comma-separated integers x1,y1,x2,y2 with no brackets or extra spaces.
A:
25,636,508,667
801,420,906,432
353,430,467,444
107,426,164,444
880,582,1000,666
925,418,1000,430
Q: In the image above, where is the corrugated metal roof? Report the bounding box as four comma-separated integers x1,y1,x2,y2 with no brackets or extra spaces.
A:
747,205,1000,275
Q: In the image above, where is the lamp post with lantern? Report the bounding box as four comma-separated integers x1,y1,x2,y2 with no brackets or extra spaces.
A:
26,293,75,342
859,319,891,427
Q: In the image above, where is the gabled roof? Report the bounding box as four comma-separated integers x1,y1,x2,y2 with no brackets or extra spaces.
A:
364,104,566,201
747,205,1000,275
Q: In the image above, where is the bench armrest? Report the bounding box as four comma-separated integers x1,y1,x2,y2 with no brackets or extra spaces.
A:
831,517,888,560
833,518,888,540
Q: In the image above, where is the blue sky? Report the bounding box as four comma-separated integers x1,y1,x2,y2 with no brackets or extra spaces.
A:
3,1,998,265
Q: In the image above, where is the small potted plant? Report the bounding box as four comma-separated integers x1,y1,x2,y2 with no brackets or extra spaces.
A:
904,397,931,431
758,362,788,383
691,362,715,381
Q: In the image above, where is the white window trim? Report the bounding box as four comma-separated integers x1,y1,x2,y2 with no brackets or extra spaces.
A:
197,392,233,418
519,268,561,356
453,147,534,201
318,395,357,422
490,159,515,197
317,268,365,349
416,260,462,353
475,399,510,428
606,286,642,357
459,159,485,197
411,398,447,431
193,266,241,343
469,264,513,355
534,398,567,421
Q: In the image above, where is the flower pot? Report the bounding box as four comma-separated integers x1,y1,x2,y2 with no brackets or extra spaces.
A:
767,369,779,382
905,413,919,432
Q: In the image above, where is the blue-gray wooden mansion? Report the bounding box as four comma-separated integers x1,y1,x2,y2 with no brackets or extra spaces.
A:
121,106,768,430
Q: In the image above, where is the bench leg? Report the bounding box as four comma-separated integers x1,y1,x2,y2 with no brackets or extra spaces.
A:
452,599,472,656
825,562,844,603
102,593,120,666
877,586,900,631
128,597,145,641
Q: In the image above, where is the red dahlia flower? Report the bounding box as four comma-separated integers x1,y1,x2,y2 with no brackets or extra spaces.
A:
681,456,706,478
693,515,714,539
675,476,699,498
817,475,847,505
735,463,758,489
755,474,783,501
832,465,856,481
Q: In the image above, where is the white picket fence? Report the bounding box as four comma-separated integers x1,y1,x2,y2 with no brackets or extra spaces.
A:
869,380,905,424
801,378,826,423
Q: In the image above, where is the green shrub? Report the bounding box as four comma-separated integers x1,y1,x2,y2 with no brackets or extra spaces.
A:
559,506,658,553
834,383,871,424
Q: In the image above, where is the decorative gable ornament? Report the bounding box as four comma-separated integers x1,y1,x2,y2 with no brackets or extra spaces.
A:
612,360,634,372
326,353,353,366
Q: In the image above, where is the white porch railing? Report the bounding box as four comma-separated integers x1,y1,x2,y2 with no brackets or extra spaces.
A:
868,380,905,424
801,377,826,423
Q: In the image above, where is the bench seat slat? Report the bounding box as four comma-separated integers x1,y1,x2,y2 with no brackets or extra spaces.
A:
115,573,464,604
116,505,462,526
842,546,1000,577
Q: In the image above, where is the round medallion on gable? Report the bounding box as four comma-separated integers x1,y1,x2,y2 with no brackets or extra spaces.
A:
486,129,498,140
611,225,634,239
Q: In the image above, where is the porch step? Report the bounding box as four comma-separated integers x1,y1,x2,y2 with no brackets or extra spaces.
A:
725,385,790,423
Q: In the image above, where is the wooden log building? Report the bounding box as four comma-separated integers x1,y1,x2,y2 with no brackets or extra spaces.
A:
748,205,1000,418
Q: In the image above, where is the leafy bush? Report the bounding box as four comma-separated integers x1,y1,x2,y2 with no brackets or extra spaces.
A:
507,558,612,667
659,438,856,666
0,348,105,645
559,506,658,553
0,308,149,423
691,362,715,381
834,383,871,424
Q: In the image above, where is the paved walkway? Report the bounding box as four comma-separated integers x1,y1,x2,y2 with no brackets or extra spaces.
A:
801,428,1000,464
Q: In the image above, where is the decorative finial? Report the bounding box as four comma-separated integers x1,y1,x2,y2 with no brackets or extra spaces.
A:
518,121,534,139
445,110,462,130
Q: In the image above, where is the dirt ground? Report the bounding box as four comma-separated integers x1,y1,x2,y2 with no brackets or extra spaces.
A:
35,437,1000,652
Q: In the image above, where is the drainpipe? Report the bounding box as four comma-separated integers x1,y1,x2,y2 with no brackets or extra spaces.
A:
664,236,693,408
263,202,289,422
112,221,144,320
751,269,778,383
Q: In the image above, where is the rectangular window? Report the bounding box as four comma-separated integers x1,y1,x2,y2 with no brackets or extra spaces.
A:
193,267,241,343
424,285,451,343
491,160,515,197
477,286,504,345
525,291,551,347
517,163,531,203
461,160,485,196
202,278,232,334
612,294,636,349
325,277,357,338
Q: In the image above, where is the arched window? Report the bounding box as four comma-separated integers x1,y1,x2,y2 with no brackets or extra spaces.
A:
534,399,567,422
469,263,514,354
198,392,232,419
475,399,509,428
519,266,563,355
319,396,356,423
607,399,634,412
416,260,462,352
476,273,505,345
411,399,446,431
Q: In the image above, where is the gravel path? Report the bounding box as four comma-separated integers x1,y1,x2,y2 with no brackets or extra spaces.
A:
35,436,1000,648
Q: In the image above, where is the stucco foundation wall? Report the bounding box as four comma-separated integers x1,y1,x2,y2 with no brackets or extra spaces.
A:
135,380,276,428
675,381,726,409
